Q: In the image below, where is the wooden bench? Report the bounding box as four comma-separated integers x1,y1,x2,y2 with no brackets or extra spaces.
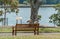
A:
12,24,39,35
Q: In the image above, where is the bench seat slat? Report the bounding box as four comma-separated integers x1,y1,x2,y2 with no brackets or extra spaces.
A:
16,28,38,30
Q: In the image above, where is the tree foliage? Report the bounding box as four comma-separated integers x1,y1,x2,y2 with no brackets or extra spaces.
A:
49,4,60,26
0,0,19,25
38,15,41,20
0,0,19,14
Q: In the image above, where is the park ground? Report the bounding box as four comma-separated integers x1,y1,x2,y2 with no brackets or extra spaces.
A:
0,27,60,39
0,33,60,39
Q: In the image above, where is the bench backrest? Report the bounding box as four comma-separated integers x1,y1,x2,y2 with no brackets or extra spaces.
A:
15,24,39,28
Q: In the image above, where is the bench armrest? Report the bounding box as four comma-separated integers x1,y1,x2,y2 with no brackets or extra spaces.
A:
12,26,15,30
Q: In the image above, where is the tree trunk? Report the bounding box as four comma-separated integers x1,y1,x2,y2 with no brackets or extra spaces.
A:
30,0,42,24
4,4,7,26
4,9,6,26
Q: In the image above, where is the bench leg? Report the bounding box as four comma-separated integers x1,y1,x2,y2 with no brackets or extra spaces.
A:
12,30,14,35
15,30,17,35
37,29,39,35
34,30,36,35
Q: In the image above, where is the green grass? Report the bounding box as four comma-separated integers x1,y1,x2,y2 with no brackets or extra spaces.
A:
0,27,60,39
0,27,60,33
39,28,60,33
0,34,60,39
0,27,12,32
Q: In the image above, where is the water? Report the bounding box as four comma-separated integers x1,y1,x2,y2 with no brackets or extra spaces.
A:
0,7,57,26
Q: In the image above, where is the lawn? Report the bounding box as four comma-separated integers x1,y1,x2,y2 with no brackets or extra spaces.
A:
39,28,60,33
0,34,60,39
0,27,60,33
0,27,12,32
0,27,60,39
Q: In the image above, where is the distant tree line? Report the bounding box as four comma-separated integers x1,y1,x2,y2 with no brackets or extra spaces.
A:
18,0,60,4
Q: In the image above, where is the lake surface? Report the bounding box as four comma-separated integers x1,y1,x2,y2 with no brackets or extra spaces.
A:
0,7,58,26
